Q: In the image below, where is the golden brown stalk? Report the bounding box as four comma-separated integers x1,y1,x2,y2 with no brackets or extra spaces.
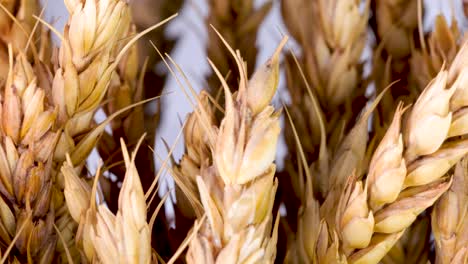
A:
185,34,287,263
464,0,468,17
432,158,468,264
206,0,271,92
336,42,468,264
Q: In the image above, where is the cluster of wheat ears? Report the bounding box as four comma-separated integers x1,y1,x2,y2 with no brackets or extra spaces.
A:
0,0,466,263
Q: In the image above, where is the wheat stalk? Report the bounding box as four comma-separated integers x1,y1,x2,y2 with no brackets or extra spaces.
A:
97,23,145,210
185,32,287,263
335,41,468,264
464,0,468,17
131,0,182,72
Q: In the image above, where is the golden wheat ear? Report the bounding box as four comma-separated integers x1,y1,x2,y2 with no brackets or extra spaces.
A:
181,34,287,263
341,41,468,264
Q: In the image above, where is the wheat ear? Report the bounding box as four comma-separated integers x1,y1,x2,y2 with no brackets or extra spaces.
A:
186,33,287,263
336,42,468,264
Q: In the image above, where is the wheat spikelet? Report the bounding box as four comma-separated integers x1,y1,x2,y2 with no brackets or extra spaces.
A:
381,216,431,264
335,42,468,264
52,0,131,132
205,0,271,92
0,5,177,260
185,33,287,264
45,1,135,260
431,158,468,264
284,171,346,264
63,139,152,263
